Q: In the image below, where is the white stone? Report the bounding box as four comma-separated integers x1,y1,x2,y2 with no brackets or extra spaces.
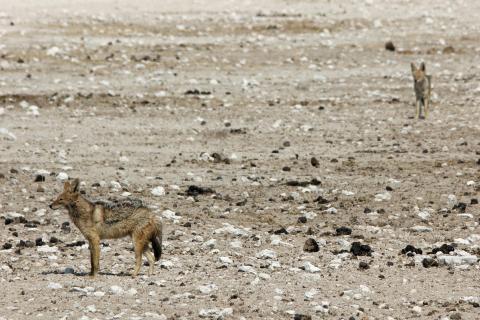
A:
304,288,317,301
110,285,124,295
230,240,242,248
303,261,320,273
199,308,233,319
46,46,62,56
258,273,271,280
144,312,167,320
151,186,166,196
325,207,337,214
417,211,430,220
219,256,233,265
198,283,218,294
202,239,217,249
47,282,63,289
126,288,137,295
410,226,432,233
214,223,249,237
86,305,96,313
238,265,256,275
0,128,16,140
160,260,174,269
37,246,59,253
256,249,277,260
375,192,391,201
412,306,422,314
438,255,477,266
110,181,122,191
162,210,180,221
56,172,69,181
447,194,458,207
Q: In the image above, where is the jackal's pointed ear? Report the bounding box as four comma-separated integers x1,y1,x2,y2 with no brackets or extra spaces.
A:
71,178,80,193
410,62,417,74
63,181,71,191
420,62,425,72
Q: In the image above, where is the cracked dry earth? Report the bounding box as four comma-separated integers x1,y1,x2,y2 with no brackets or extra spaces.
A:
1,0,480,319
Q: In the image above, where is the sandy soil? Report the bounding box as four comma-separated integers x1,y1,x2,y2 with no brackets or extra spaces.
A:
1,0,480,319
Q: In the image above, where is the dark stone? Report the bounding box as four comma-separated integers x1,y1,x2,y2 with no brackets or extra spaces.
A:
453,202,467,213
471,198,478,205
34,174,45,182
314,196,329,204
286,178,321,187
18,240,34,248
183,222,192,228
310,157,319,167
358,261,369,270
273,227,288,235
297,216,307,224
186,185,215,197
422,257,438,268
35,238,45,246
282,166,291,172
350,242,372,256
63,267,75,274
401,245,422,255
303,238,319,252
184,89,211,95
4,218,13,225
294,314,312,320
2,243,12,250
24,222,37,228
431,244,455,254
336,226,352,236
364,207,372,213
386,186,393,191
385,41,396,51
61,221,71,233
10,168,18,174
65,240,85,247
283,141,290,147
49,237,60,244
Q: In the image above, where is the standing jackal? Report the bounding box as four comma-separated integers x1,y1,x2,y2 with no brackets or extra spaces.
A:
410,62,432,119
50,179,162,277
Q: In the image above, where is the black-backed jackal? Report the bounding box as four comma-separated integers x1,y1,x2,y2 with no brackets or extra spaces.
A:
50,179,162,277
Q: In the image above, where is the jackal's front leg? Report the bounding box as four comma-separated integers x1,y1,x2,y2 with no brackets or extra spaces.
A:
415,99,420,119
88,237,100,277
424,97,429,119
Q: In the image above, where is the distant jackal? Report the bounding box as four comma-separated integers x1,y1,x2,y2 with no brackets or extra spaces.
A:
410,62,432,119
50,179,162,277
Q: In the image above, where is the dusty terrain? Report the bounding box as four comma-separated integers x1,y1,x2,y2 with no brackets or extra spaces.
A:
1,0,480,319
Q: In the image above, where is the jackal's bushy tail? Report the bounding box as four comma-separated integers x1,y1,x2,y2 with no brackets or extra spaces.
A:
151,220,162,261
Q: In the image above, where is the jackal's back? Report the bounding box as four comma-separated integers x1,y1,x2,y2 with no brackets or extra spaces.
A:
93,197,154,239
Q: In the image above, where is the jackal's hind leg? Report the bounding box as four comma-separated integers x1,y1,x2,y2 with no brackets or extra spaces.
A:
132,234,148,277
144,249,155,276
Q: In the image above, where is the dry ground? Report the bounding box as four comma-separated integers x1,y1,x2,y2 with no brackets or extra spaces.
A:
1,0,480,319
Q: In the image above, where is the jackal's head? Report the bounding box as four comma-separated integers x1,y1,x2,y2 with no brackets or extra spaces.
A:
49,179,80,210
411,62,426,82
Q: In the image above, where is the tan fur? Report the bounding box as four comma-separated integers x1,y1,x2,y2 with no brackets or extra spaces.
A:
410,62,432,119
50,179,162,277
